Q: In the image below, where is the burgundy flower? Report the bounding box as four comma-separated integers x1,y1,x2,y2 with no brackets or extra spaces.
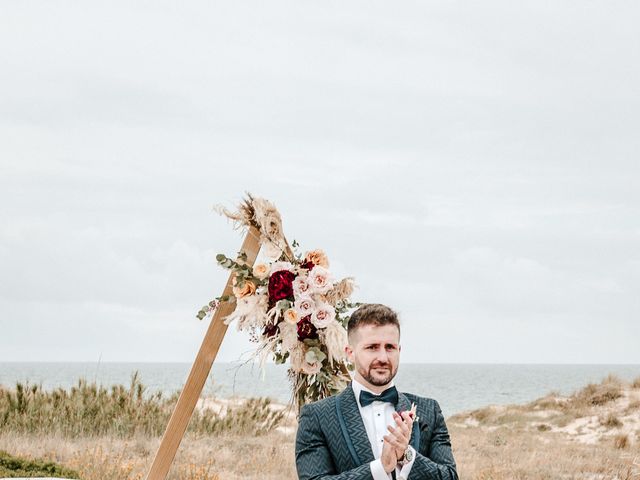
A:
263,322,279,338
398,410,415,420
300,260,315,271
297,315,318,341
268,270,296,302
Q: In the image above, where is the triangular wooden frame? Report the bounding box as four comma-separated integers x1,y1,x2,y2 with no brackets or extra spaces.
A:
146,225,267,480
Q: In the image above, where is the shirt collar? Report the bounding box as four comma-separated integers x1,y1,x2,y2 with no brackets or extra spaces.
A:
351,377,395,409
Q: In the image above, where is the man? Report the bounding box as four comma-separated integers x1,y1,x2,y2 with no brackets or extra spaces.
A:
295,303,458,480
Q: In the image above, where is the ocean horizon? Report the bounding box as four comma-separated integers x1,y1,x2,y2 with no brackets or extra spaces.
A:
1,361,639,417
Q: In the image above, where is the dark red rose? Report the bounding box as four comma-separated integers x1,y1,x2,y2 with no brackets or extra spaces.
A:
300,260,315,271
297,315,318,341
268,270,296,302
263,322,279,338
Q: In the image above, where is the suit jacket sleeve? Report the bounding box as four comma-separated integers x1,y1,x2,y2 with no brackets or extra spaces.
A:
409,400,458,480
295,403,374,480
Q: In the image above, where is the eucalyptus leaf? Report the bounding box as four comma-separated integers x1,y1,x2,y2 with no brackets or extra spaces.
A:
276,299,292,311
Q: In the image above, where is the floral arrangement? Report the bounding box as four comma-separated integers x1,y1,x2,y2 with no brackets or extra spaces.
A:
197,194,359,410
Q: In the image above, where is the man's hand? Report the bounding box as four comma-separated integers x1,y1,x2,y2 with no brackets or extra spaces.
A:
380,438,397,473
384,411,413,461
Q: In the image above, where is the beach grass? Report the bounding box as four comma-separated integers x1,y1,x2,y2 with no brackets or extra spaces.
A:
1,374,639,479
0,372,284,438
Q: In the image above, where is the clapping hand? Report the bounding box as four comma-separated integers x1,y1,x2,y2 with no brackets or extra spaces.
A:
385,403,416,463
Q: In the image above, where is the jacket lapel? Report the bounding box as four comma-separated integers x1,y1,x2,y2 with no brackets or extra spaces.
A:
396,391,421,451
336,383,375,466
395,390,412,415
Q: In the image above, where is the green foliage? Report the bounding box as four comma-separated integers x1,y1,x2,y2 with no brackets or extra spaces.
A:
216,253,251,277
0,450,80,478
273,351,289,365
0,372,283,439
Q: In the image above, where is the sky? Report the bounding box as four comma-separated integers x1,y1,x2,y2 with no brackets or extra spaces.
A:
1,1,638,364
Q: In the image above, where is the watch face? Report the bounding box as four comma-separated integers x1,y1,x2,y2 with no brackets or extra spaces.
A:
405,448,414,462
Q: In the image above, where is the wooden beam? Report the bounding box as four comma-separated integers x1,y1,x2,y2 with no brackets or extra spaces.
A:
146,226,262,480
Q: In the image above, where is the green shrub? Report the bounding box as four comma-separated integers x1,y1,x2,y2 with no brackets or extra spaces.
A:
0,450,80,478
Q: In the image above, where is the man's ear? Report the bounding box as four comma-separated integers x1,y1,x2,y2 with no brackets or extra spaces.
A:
345,344,354,363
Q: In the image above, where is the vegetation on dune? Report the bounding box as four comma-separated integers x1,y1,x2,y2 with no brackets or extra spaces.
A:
0,372,284,438
453,374,632,428
570,374,624,407
0,449,80,478
1,373,638,479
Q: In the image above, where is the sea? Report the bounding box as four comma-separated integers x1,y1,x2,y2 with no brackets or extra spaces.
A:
1,362,639,417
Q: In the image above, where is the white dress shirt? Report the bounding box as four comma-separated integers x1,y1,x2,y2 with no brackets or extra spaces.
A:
351,378,416,480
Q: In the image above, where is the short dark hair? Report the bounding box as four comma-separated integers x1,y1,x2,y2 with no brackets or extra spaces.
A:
347,303,400,339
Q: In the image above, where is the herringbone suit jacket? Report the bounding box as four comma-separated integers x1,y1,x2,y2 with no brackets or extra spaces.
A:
295,382,458,479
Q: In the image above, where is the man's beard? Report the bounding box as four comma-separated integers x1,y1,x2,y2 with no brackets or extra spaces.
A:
359,361,397,387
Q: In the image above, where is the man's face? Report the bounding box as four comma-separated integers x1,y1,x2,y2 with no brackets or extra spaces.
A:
345,323,401,388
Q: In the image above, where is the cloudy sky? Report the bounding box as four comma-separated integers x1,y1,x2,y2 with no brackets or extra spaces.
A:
1,1,638,364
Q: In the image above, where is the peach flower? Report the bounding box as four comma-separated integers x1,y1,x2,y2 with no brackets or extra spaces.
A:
252,263,269,280
232,278,256,298
305,249,329,268
284,308,299,325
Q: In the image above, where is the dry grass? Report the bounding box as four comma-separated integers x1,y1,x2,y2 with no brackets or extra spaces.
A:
448,374,640,479
569,374,624,408
613,434,629,450
0,373,284,438
451,425,638,479
470,406,493,424
0,375,291,479
2,374,640,479
600,413,623,428
0,432,297,480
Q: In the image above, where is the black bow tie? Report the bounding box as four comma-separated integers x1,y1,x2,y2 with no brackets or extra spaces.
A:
359,386,399,407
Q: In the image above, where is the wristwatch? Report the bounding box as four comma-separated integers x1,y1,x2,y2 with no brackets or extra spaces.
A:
398,446,414,466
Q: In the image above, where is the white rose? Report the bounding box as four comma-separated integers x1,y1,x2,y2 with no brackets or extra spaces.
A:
310,302,336,329
293,275,311,297
294,295,316,317
308,266,333,294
